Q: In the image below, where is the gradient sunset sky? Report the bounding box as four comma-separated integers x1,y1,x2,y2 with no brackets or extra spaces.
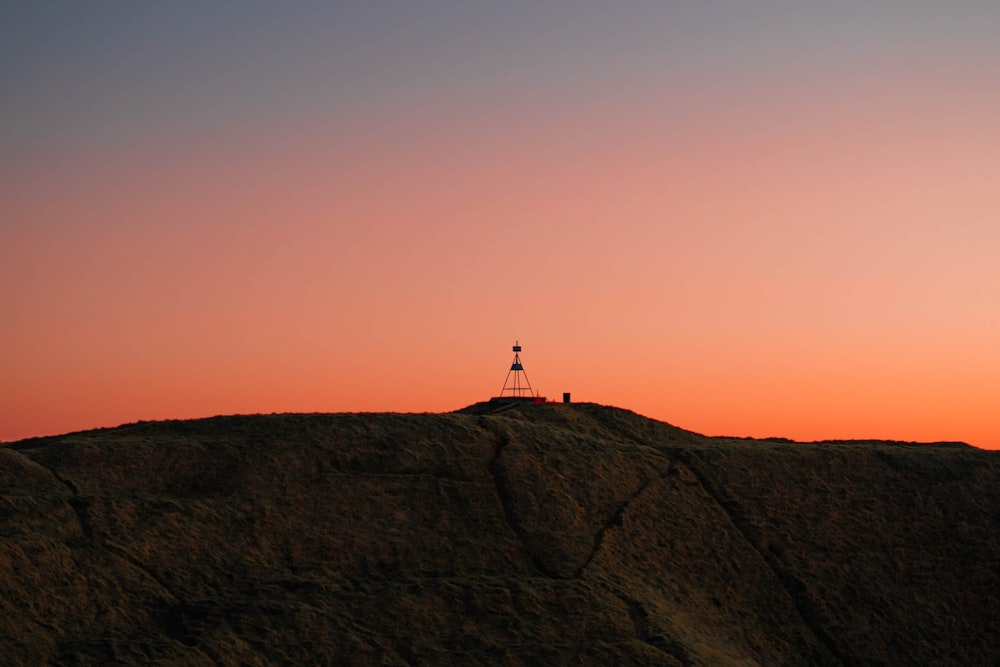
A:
3,3,998,448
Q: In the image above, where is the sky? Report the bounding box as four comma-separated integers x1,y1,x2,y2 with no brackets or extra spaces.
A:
2,2,998,448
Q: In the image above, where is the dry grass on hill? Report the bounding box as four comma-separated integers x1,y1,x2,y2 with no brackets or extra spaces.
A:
1,404,997,665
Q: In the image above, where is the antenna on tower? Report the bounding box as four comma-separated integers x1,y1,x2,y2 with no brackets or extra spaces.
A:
499,340,535,398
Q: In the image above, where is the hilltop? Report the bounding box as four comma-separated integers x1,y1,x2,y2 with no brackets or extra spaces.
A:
1,403,997,665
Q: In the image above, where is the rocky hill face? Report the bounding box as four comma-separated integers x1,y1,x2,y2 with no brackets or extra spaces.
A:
2,403,997,666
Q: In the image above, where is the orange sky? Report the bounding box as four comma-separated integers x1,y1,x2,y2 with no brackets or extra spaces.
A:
2,4,998,447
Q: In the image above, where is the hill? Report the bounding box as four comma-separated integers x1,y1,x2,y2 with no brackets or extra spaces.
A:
1,403,997,665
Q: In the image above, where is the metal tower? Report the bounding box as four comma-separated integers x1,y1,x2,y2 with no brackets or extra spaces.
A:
499,341,535,398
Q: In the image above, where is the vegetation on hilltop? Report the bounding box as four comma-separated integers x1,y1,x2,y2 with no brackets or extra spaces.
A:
1,404,997,665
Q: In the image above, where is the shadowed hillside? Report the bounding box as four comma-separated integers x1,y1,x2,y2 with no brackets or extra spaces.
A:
2,403,997,665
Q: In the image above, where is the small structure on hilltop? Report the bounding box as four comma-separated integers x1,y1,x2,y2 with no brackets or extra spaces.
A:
493,341,546,404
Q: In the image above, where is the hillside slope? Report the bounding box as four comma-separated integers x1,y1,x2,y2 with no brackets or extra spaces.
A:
2,404,997,665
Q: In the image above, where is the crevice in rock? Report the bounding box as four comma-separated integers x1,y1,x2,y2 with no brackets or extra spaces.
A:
29,461,94,543
66,495,94,540
27,457,183,605
483,423,564,579
616,592,691,666
105,541,180,603
677,453,851,667
574,463,675,577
